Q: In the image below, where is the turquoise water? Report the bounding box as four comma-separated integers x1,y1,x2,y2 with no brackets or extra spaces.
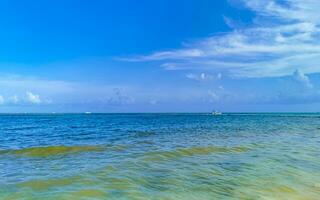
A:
0,113,320,199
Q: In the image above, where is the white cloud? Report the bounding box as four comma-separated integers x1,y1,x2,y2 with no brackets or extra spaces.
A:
292,69,313,89
9,95,19,104
124,0,320,77
0,95,4,105
26,92,41,104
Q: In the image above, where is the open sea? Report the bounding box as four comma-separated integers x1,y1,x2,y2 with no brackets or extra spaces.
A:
0,113,319,199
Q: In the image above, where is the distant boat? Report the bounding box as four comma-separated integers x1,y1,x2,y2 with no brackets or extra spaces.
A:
85,112,92,114
211,110,222,115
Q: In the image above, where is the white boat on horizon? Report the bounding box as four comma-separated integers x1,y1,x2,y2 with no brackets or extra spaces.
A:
211,110,222,115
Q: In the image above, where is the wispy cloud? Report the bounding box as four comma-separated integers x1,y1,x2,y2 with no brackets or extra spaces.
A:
124,0,320,77
186,72,222,81
208,90,220,102
106,88,135,105
9,95,19,104
120,49,204,61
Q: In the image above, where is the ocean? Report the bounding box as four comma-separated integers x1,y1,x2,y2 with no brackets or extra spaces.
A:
0,113,319,199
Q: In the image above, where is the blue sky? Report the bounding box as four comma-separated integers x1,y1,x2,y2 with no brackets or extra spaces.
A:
0,0,320,112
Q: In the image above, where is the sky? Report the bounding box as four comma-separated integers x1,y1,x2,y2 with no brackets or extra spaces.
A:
0,0,320,112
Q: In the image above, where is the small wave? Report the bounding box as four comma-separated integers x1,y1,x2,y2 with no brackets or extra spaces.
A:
133,131,156,137
2,126,40,131
0,145,104,157
144,146,250,162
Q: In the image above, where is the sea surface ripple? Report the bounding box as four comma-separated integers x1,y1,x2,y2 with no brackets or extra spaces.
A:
0,113,320,199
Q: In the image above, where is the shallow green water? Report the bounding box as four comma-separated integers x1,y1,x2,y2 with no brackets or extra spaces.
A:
0,113,320,199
